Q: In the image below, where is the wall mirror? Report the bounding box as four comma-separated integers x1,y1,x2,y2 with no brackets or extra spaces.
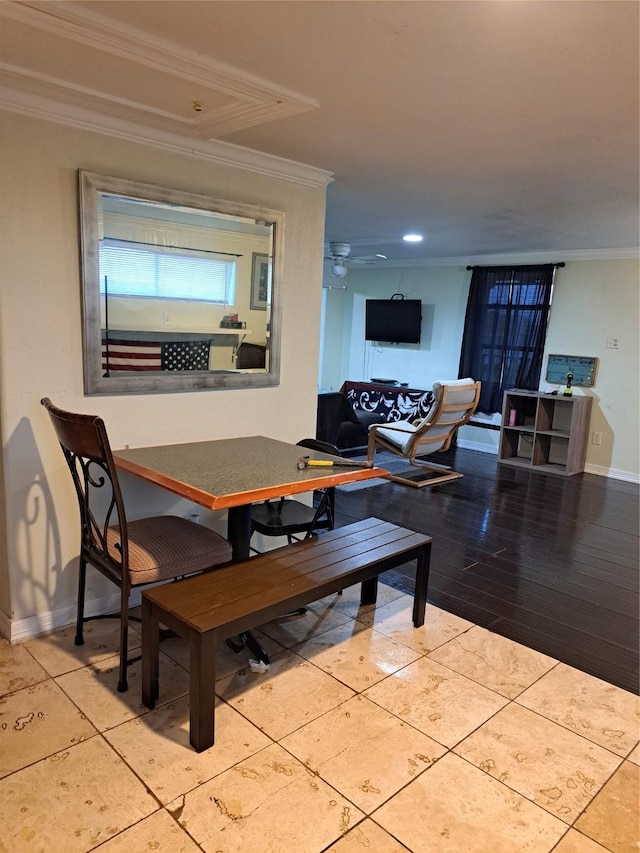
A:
79,171,284,395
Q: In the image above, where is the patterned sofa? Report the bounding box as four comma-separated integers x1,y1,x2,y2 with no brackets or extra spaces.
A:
317,381,435,452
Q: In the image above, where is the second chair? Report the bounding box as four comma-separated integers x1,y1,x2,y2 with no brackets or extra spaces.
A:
250,438,340,550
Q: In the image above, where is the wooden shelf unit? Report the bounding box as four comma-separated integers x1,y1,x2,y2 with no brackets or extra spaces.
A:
498,390,593,476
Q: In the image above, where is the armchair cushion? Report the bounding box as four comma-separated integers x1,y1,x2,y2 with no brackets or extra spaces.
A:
372,420,421,454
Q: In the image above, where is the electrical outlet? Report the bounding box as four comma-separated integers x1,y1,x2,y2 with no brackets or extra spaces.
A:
606,336,619,349
592,431,602,445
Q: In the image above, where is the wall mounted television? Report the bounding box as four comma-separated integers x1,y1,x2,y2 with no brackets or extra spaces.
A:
365,299,422,344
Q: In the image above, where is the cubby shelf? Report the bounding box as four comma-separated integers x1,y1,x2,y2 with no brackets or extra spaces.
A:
498,390,593,476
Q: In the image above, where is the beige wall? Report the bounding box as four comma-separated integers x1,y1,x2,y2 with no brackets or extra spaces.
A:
320,265,470,391
322,259,639,479
0,112,327,635
543,259,639,477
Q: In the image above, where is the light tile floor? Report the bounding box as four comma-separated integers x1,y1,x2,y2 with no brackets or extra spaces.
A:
1,583,638,853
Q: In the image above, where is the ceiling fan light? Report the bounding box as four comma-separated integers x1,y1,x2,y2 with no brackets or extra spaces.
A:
330,262,348,278
329,241,351,258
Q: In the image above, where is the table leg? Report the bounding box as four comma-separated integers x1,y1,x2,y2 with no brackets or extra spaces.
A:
412,542,432,628
190,629,217,752
227,505,252,561
226,503,270,665
142,597,159,709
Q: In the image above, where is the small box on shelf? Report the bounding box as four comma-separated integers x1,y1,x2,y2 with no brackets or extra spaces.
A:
502,391,537,428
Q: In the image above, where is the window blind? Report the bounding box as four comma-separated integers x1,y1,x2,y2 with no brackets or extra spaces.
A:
99,240,236,304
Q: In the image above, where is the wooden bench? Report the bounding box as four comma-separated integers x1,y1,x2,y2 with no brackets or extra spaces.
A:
141,517,432,752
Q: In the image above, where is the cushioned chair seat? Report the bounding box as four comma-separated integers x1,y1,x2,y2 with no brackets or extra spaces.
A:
107,515,233,585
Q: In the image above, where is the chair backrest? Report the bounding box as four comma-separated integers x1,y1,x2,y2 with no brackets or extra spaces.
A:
408,379,481,456
296,438,340,534
296,437,341,456
41,398,128,577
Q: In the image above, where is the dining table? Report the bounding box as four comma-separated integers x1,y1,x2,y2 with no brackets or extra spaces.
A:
113,435,388,561
114,435,387,664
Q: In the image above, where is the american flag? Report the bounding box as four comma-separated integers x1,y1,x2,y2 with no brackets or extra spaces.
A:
102,337,211,374
102,337,161,373
161,340,211,371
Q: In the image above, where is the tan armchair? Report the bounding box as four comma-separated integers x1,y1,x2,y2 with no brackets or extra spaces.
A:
367,378,481,487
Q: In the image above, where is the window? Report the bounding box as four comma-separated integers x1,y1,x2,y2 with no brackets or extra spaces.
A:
99,240,236,304
458,265,555,414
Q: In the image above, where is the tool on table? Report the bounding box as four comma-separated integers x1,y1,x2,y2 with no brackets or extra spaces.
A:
296,456,374,470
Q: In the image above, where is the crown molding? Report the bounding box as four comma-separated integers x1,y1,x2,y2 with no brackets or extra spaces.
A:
375,247,640,268
0,85,334,190
1,65,191,134
0,1,318,138
1,1,318,105
0,0,331,186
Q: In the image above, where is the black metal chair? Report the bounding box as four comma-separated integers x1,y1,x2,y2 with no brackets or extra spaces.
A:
248,438,342,621
250,438,339,550
41,398,233,692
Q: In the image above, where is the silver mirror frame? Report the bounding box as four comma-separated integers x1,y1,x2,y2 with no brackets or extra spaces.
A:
79,171,283,395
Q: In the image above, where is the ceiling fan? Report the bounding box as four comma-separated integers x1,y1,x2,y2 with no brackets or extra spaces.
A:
325,242,387,279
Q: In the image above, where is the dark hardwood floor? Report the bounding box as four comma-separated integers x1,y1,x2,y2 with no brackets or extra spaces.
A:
334,447,639,695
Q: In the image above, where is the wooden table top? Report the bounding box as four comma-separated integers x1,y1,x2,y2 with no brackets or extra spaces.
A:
113,435,387,510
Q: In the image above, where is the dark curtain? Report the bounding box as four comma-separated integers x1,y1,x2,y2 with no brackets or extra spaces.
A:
459,265,554,414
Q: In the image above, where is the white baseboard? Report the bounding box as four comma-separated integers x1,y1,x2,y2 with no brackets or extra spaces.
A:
459,442,639,483
584,463,640,483
457,438,498,455
3,589,143,644
0,609,12,642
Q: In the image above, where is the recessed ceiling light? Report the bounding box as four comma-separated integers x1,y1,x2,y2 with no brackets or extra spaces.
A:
403,234,423,243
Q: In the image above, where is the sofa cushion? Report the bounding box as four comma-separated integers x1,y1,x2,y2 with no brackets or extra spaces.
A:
356,410,384,428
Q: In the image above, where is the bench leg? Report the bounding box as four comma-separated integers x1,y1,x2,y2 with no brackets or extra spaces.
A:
142,597,159,709
412,542,432,628
360,576,378,605
189,629,217,753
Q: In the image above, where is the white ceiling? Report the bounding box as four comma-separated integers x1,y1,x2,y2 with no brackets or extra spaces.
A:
1,0,638,264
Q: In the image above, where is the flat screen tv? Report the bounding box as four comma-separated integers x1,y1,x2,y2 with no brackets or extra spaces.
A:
365,299,422,344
